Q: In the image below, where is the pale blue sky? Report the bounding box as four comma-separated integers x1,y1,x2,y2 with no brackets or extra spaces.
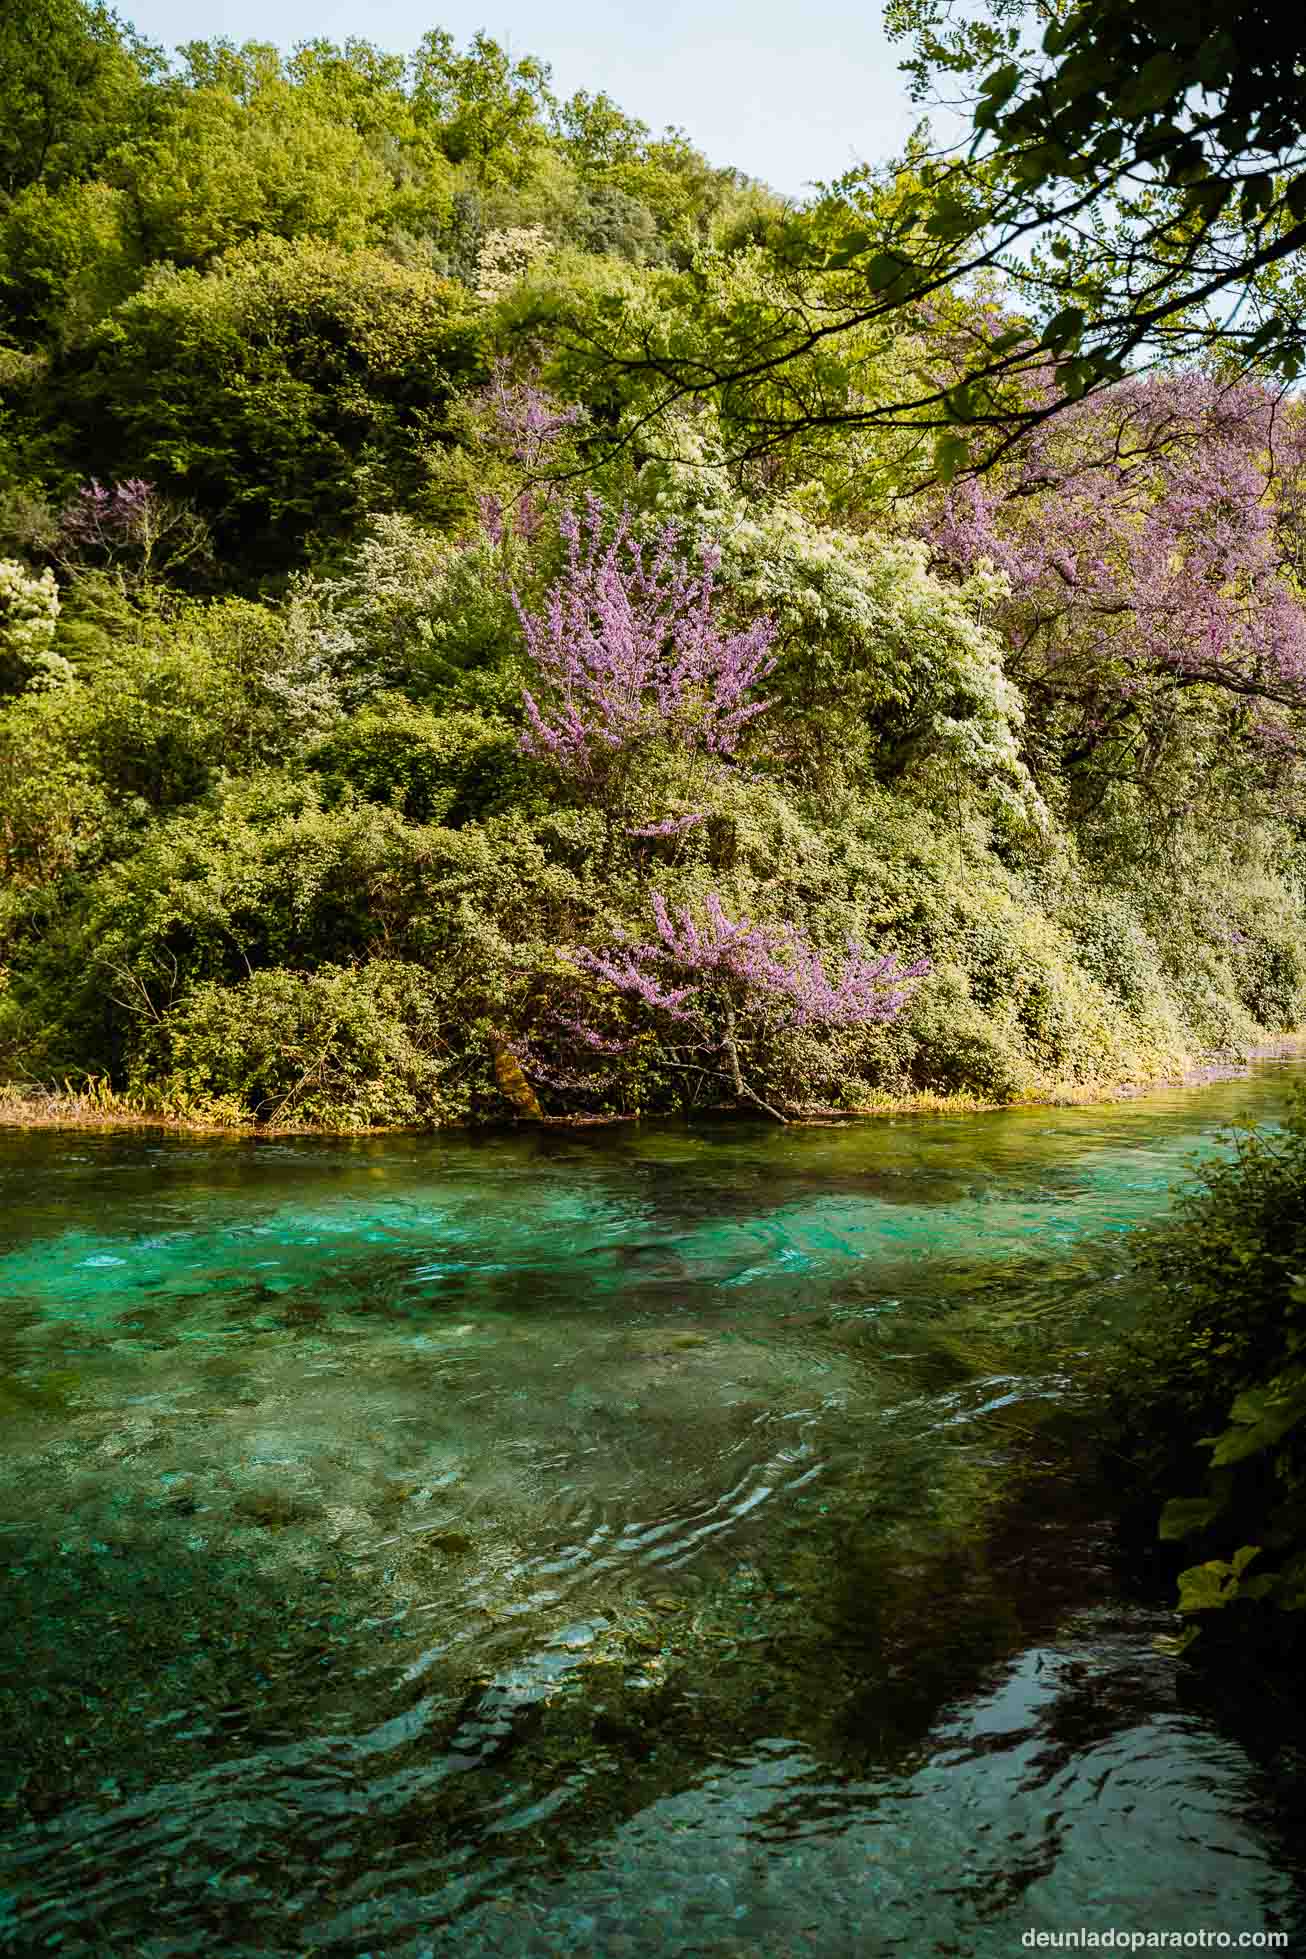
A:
116,0,928,199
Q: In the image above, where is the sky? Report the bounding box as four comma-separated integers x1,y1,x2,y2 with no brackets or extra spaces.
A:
113,0,930,200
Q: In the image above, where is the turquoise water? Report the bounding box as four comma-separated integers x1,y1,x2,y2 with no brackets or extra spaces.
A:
2,1063,1304,1955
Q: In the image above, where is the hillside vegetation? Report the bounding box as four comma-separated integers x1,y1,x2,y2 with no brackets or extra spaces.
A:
2,5,1304,1128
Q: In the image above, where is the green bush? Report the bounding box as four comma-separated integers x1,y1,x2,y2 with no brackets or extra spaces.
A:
3,778,444,1075
0,688,115,932
888,963,1033,1102
1111,1096,1306,1653
1062,890,1160,1012
1232,919,1306,1030
0,590,305,915
62,598,292,804
0,181,140,347
284,515,531,707
305,698,529,824
132,960,456,1126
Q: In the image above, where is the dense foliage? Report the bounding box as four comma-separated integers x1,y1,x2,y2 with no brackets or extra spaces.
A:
1112,1096,1306,1657
0,0,1303,1133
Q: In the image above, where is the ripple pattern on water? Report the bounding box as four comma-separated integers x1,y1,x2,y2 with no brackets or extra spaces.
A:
2,1060,1304,1954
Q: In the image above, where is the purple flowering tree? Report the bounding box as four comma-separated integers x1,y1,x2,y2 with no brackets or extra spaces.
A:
918,374,1306,821
54,479,210,589
565,891,929,1120
471,363,586,547
513,496,777,820
480,362,587,470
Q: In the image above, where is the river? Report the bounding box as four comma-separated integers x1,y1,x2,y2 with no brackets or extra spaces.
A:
2,1060,1304,1955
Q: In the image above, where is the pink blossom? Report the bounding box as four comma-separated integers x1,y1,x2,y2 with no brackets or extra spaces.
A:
477,362,586,470
514,498,777,790
921,375,1306,711
573,891,929,1031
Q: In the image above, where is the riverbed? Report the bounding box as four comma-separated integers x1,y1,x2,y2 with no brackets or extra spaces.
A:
2,1062,1304,1955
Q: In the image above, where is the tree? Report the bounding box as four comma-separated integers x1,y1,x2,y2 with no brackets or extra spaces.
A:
0,0,158,198
115,45,395,266
917,372,1306,841
567,890,929,1120
0,180,138,348
58,237,482,566
514,495,777,809
409,30,554,187
894,0,1306,375
49,477,211,589
556,91,651,174
590,0,1306,470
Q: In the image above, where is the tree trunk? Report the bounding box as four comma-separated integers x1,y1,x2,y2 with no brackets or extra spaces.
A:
723,1001,744,1099
722,1001,787,1123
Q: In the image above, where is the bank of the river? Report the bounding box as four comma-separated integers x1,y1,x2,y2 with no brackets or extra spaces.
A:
4,1037,1302,1136
3,1055,1305,1954
0,1081,1008,1134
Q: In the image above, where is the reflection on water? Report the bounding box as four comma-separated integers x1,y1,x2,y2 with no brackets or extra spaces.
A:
2,1065,1304,1954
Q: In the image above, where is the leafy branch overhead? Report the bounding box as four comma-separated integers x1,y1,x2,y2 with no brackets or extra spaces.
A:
582,0,1306,471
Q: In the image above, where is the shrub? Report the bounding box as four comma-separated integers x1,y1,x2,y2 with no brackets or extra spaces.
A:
69,599,291,801
5,778,443,1076
0,594,298,873
305,699,528,824
1111,1096,1306,1655
1231,918,1306,1031
284,515,524,706
888,962,1034,1102
714,506,1032,805
0,687,114,913
0,556,66,695
132,960,455,1126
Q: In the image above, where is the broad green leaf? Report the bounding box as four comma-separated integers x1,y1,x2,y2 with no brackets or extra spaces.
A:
1158,1494,1226,1541
1042,306,1085,352
865,252,918,295
823,226,871,271
1119,52,1183,117
978,62,1021,103
1177,1559,1237,1613
934,432,969,482
924,199,975,241
1207,1369,1306,1466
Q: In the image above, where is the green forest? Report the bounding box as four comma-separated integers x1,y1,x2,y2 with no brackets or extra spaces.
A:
2,0,1305,1134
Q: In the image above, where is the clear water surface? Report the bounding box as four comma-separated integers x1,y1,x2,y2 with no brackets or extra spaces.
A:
2,1061,1304,1956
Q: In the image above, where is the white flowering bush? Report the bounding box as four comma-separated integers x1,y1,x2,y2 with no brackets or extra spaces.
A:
706,501,1040,814
473,224,550,300
0,558,71,697
284,514,522,712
